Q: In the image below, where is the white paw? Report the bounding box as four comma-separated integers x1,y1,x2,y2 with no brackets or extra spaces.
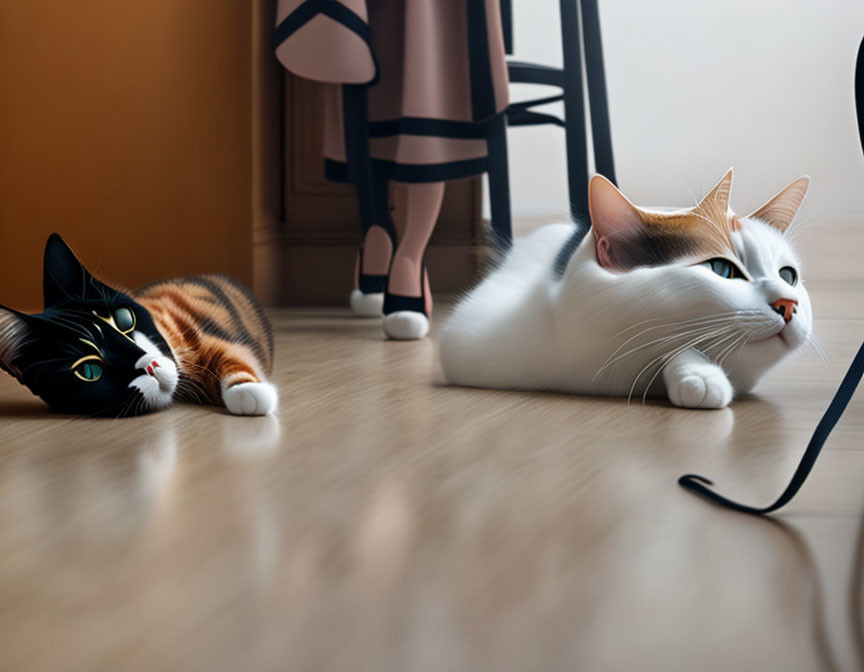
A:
382,311,429,340
667,365,733,409
223,382,278,416
350,290,384,317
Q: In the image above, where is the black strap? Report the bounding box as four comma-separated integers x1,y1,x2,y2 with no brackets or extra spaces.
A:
356,245,389,294
383,264,428,317
382,292,426,316
679,340,864,514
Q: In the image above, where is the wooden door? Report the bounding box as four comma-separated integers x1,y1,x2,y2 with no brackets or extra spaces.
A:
0,0,259,311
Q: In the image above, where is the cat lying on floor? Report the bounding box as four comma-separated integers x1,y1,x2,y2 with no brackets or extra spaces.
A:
439,169,813,409
0,235,277,417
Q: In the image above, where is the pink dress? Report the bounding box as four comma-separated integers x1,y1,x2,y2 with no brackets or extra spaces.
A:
275,0,510,183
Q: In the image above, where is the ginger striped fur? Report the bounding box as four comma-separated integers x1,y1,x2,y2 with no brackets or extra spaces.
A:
133,275,274,407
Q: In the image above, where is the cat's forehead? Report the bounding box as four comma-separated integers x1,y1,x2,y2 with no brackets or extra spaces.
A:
732,217,799,273
641,207,735,258
55,292,134,316
40,306,105,338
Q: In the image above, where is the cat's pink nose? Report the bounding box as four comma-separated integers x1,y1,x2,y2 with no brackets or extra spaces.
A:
771,298,798,323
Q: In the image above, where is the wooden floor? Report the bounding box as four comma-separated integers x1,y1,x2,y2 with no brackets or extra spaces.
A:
0,227,862,672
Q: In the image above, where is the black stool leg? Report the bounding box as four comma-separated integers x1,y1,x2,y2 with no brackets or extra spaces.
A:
501,0,514,55
581,0,616,185
559,0,590,221
487,113,513,248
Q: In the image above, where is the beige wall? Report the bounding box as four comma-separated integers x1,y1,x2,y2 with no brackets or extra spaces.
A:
0,1,256,311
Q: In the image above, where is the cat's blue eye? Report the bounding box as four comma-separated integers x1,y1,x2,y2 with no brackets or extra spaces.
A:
701,258,744,280
73,360,103,382
779,266,798,286
114,307,136,333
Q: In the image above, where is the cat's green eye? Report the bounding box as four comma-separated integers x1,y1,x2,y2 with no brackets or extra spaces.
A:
779,266,798,286
114,307,136,333
701,257,745,280
72,357,103,382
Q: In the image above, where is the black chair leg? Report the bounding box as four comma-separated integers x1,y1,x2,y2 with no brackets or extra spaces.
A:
501,0,514,55
499,0,615,231
487,113,513,248
559,0,590,221
581,0,616,185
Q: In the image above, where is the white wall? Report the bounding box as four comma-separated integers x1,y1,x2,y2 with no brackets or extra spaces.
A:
503,0,864,226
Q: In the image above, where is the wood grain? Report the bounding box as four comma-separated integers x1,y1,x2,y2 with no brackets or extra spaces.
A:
0,225,861,671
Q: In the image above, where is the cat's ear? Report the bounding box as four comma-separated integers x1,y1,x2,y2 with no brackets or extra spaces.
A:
588,175,644,269
43,234,102,307
696,168,733,215
748,177,810,234
0,305,32,384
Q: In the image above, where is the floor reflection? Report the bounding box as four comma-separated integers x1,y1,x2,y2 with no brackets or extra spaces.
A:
221,415,283,459
764,517,842,672
850,502,864,669
136,424,178,507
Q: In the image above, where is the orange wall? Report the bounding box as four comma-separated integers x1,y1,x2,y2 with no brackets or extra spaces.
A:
0,1,254,311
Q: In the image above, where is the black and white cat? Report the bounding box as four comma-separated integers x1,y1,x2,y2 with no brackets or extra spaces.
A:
439,170,813,409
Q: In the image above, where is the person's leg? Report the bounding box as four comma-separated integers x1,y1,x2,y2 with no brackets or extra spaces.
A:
383,180,445,340
350,225,394,316
350,177,397,317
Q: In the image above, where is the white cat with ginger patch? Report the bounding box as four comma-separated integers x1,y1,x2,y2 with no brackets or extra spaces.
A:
439,170,813,409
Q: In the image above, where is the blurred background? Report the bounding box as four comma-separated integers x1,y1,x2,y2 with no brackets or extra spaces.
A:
2,0,863,309
0,2,261,309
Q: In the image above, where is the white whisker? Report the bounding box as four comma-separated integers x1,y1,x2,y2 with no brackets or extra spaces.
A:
595,323,735,380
